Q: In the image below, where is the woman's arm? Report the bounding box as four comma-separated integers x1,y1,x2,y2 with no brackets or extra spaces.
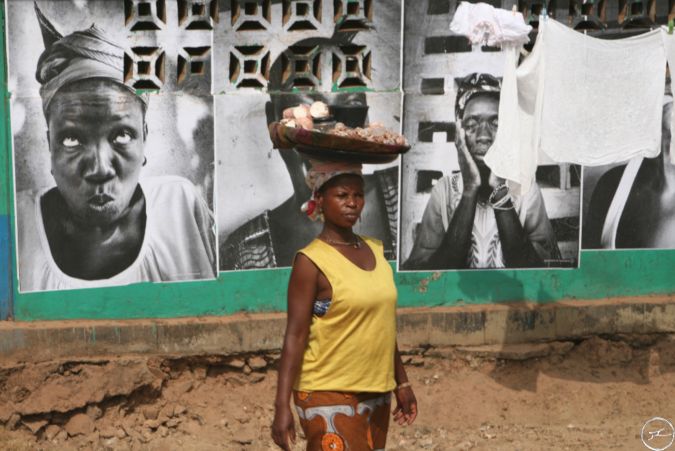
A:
420,128,481,270
493,200,545,267
428,189,479,269
392,343,418,426
271,254,317,450
583,167,624,249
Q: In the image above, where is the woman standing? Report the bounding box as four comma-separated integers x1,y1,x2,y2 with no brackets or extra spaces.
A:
271,162,417,451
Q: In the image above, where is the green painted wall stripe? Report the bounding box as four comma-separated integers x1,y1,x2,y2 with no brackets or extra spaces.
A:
0,215,11,320
11,251,675,321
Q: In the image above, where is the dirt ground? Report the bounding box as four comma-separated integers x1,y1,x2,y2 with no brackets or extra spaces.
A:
2,334,675,450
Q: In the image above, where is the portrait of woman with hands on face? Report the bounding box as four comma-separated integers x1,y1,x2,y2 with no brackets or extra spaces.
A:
404,73,560,271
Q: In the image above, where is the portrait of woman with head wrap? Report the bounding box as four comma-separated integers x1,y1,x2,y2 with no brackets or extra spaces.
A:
8,2,216,292
271,164,418,451
218,34,400,271
218,33,400,270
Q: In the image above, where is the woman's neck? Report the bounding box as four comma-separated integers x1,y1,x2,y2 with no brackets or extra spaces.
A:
319,224,357,242
41,187,146,280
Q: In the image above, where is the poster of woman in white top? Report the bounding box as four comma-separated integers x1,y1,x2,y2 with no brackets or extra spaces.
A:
7,0,217,292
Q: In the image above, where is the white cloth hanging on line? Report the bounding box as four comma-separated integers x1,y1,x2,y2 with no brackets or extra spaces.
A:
485,19,667,194
450,1,531,47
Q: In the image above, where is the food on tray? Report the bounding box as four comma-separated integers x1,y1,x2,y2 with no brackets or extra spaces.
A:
309,101,330,119
279,102,408,146
282,104,313,129
330,122,408,146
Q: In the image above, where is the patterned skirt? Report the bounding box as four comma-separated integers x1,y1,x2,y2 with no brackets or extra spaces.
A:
293,390,392,451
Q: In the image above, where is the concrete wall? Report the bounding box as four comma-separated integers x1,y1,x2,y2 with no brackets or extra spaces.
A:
3,296,675,364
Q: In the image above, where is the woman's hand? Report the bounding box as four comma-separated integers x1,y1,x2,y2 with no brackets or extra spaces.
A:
392,386,418,426
455,125,482,193
271,405,296,451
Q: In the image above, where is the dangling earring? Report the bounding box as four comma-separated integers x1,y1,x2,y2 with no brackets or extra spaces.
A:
143,156,147,166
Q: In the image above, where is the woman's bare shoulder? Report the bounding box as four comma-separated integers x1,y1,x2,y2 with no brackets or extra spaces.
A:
290,252,320,281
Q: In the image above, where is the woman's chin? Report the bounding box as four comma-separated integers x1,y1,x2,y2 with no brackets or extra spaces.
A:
78,201,126,227
325,217,358,229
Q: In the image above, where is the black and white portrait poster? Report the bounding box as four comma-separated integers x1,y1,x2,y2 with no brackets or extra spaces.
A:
215,1,403,271
398,0,581,271
7,0,217,292
582,92,674,250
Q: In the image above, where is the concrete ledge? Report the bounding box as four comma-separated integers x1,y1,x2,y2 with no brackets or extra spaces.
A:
1,296,674,364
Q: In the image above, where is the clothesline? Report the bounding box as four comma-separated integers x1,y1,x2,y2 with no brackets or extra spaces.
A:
530,25,662,41
518,26,660,54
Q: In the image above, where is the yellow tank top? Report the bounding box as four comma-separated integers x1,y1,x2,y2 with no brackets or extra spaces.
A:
294,236,397,393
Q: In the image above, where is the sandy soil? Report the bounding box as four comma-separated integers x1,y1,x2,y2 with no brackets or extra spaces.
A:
1,334,675,450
